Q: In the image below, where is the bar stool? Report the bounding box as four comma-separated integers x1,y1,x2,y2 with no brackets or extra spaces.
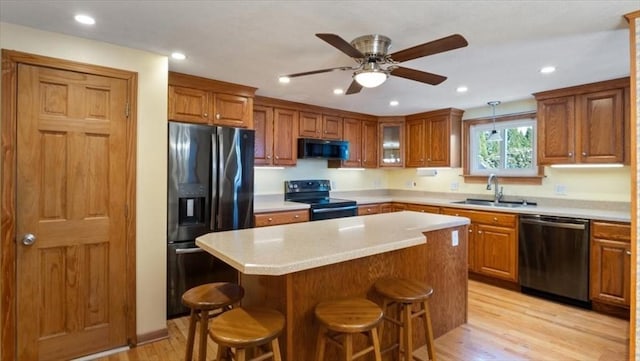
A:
374,278,436,361
182,282,245,361
209,306,285,361
314,297,383,361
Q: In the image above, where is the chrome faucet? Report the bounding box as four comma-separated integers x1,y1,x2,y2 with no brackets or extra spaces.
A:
486,173,503,202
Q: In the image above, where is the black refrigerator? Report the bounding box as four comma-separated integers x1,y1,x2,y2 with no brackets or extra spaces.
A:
167,121,254,318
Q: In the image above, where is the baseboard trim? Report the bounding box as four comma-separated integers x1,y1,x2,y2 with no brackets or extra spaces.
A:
136,327,169,346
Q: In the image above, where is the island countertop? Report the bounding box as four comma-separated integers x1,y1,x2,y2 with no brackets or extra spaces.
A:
196,211,469,276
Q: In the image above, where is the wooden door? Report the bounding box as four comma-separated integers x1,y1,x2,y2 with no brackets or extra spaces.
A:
168,85,209,124
273,108,298,166
361,120,378,168
253,105,274,166
426,115,449,167
322,115,343,140
212,93,252,128
298,111,322,138
405,119,425,167
16,64,129,360
577,89,624,164
475,224,517,282
342,118,362,167
537,96,576,164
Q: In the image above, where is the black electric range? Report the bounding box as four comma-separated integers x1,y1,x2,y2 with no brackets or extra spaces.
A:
284,180,357,221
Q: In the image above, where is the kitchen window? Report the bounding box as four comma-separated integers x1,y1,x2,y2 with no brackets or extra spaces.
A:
463,111,544,184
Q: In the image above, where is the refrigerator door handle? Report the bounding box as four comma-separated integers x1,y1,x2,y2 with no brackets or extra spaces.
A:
210,131,219,231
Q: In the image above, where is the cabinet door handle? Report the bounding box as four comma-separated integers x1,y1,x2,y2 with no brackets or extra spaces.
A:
627,250,632,256
275,156,279,160
216,113,221,120
493,217,498,222
568,152,573,157
267,155,271,159
203,112,208,117
468,229,473,233
581,152,587,156
477,230,482,234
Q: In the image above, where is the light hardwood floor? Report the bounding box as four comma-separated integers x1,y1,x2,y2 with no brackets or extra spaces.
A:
93,280,629,361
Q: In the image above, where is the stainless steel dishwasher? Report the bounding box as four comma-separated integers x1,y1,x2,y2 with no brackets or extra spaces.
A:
518,215,590,306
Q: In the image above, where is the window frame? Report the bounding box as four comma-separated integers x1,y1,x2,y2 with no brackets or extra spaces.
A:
462,111,544,184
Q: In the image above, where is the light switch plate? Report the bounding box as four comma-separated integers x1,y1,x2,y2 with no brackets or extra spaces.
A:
451,230,459,247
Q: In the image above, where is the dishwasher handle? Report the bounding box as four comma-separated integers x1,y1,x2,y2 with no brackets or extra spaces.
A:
520,217,587,230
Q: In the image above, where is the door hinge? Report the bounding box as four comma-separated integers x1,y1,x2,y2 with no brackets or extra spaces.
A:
125,102,130,118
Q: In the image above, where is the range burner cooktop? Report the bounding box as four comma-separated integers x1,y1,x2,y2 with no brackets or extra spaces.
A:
284,180,357,220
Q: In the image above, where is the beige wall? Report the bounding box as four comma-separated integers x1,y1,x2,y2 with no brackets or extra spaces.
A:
0,22,169,336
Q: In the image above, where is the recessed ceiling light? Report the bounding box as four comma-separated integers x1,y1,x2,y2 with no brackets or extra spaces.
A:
278,76,290,84
74,14,95,25
456,86,468,93
333,88,344,95
171,52,186,60
389,100,399,106
540,66,556,74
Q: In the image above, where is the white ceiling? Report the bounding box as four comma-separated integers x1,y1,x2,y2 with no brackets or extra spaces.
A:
0,1,637,116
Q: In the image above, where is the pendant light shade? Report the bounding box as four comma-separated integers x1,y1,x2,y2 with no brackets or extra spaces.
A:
487,101,502,142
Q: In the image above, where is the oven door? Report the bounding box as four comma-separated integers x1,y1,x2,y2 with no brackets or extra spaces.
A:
310,205,357,221
167,241,238,318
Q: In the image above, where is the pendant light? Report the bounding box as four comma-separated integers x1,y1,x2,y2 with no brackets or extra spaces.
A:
487,101,502,142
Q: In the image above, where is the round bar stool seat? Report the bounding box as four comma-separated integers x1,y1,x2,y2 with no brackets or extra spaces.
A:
182,282,244,361
314,297,383,361
374,278,436,361
209,307,285,361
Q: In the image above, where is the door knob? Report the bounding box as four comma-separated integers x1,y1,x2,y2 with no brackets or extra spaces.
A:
21,233,36,246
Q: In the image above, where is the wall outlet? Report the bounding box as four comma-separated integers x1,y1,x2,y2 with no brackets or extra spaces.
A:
554,184,567,195
372,179,381,188
451,230,459,247
450,182,459,191
404,180,413,188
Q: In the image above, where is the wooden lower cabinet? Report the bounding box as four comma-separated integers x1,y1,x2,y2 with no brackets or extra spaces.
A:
405,203,440,214
441,208,518,283
254,210,309,227
590,221,631,308
357,204,381,216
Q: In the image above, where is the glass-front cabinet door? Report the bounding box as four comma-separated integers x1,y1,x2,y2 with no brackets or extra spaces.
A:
379,120,404,167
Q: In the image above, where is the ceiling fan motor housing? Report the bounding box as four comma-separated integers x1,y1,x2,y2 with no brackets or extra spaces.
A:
350,34,391,58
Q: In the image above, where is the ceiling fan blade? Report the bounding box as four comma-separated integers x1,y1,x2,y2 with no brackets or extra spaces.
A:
345,80,363,95
316,33,365,58
389,34,468,63
390,67,447,85
282,66,352,78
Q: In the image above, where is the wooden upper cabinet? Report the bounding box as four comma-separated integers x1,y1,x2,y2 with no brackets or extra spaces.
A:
405,118,425,167
578,88,624,163
405,108,463,168
253,105,274,166
537,96,576,164
254,105,297,166
534,77,629,165
168,86,209,124
272,108,298,166
298,112,342,139
298,111,323,138
342,118,362,167
322,115,343,140
168,72,256,128
328,118,378,168
361,120,378,168
212,93,253,128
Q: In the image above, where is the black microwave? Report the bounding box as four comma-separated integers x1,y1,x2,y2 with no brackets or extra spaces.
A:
298,138,349,160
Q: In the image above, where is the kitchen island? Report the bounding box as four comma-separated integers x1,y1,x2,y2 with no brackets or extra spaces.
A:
196,211,470,361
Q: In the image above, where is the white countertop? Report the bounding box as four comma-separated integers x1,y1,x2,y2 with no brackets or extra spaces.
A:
196,211,469,276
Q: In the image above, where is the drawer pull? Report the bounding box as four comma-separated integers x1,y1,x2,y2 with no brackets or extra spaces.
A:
294,215,300,218
268,217,273,222
478,230,482,234
493,217,498,222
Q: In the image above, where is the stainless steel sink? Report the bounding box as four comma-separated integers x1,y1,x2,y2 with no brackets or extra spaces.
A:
451,198,537,208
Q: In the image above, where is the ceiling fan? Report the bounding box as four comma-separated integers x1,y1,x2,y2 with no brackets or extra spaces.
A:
279,33,468,94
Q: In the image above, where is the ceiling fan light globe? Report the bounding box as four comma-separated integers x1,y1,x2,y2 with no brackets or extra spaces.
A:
354,70,388,88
